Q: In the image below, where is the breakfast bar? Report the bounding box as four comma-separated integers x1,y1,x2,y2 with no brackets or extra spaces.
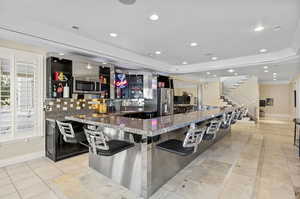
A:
65,107,235,198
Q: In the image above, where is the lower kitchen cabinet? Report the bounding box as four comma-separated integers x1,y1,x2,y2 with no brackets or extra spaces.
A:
45,119,89,162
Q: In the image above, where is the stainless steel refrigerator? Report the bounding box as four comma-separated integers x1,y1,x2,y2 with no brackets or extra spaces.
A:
157,88,174,116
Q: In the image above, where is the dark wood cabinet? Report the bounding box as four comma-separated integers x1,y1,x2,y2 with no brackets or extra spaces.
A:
46,57,73,98
115,73,144,99
157,75,173,89
99,66,111,98
45,119,88,162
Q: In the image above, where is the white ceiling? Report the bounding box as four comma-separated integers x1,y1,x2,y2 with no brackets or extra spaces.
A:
0,0,300,80
188,60,300,83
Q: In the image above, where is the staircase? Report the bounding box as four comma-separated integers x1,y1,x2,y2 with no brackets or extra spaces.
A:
220,75,259,124
221,76,249,96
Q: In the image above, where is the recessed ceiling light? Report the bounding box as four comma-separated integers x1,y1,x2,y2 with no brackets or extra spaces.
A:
109,33,118,37
259,48,268,53
263,66,268,69
273,25,281,31
59,53,64,56
264,70,269,73
190,42,198,47
119,0,136,5
213,74,217,77
149,14,159,21
211,57,218,61
254,26,265,32
234,73,238,76
155,51,161,55
273,79,277,81
86,63,92,69
182,61,188,65
273,73,277,75
206,72,211,75
102,62,107,65
227,69,235,73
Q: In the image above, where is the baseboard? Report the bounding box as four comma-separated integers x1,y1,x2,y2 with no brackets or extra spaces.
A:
263,114,291,119
0,151,45,168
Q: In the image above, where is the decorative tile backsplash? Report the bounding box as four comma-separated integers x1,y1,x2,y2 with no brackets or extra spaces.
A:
44,98,96,112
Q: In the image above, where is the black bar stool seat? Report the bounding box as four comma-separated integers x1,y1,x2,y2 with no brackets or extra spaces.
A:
156,124,206,156
97,140,134,156
221,124,230,129
156,139,194,156
84,128,134,157
203,134,214,141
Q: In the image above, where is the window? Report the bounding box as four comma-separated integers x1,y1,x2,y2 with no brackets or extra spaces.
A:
0,47,43,142
0,58,12,138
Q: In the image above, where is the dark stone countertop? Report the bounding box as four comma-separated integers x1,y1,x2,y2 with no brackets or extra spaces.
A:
65,107,234,136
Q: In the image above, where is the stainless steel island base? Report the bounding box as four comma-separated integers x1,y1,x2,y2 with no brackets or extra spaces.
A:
89,126,231,199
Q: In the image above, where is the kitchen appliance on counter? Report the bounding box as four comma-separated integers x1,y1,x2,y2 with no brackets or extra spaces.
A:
73,76,100,94
157,88,174,116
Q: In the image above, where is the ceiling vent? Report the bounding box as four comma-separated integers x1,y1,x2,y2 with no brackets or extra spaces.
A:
70,51,98,59
119,0,136,5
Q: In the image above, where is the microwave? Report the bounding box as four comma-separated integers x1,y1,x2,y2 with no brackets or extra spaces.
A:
73,77,101,94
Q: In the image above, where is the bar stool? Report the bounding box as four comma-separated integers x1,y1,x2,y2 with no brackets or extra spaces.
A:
220,112,232,129
156,124,206,156
231,110,239,124
56,121,86,144
84,128,134,156
238,108,248,120
203,119,222,141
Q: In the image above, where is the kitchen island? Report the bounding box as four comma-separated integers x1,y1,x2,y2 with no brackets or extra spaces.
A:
66,108,234,198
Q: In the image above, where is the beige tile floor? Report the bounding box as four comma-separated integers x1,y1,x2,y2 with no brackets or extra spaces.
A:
0,121,299,199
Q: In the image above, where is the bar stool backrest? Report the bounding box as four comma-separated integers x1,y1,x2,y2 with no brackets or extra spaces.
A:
222,113,229,126
229,111,236,124
207,119,222,133
183,124,206,153
84,128,109,154
56,121,76,143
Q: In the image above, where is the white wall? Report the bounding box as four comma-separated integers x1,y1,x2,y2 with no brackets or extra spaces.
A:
259,83,292,119
202,81,222,106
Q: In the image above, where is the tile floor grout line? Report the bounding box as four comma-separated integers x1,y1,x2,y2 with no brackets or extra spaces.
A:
217,130,254,199
4,166,24,199
250,133,265,199
25,160,65,199
280,140,299,198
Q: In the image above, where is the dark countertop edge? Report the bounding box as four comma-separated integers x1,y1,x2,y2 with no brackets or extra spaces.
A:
65,109,233,137
45,109,157,122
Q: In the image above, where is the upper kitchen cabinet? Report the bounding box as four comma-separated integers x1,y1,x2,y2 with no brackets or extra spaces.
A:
157,75,173,89
99,66,111,99
46,57,72,99
115,72,156,99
